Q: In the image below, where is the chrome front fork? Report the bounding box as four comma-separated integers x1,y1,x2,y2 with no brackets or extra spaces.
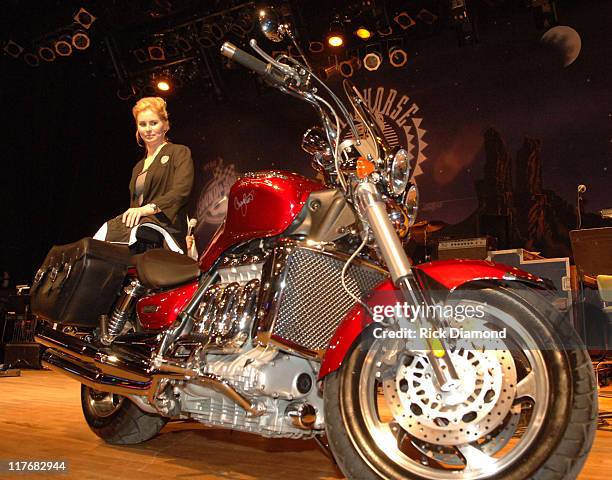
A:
355,182,460,391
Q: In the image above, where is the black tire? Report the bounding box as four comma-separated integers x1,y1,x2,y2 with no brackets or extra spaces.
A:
324,285,598,480
81,385,168,445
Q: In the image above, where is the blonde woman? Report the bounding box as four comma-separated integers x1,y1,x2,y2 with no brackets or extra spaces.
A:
94,97,194,251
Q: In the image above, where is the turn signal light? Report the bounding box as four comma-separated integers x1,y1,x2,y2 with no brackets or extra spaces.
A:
356,157,375,178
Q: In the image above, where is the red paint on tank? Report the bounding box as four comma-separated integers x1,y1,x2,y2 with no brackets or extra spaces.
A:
137,281,198,330
199,171,324,272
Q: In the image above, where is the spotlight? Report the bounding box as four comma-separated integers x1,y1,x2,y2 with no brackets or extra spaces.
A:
450,0,477,45
156,80,171,92
164,43,180,57
72,31,90,50
132,48,148,63
230,15,253,39
327,18,345,47
388,46,407,67
308,41,325,53
23,53,40,67
73,7,96,29
116,84,136,101
38,46,56,62
54,36,73,57
196,36,215,48
4,40,24,58
176,36,192,52
375,19,393,37
363,51,382,71
197,23,224,48
203,23,224,40
327,34,343,47
339,57,360,78
355,27,372,40
417,8,438,25
450,0,468,23
394,12,415,30
148,46,165,60
318,64,339,81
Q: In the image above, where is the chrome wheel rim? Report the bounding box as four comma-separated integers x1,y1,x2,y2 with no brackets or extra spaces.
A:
84,387,125,418
354,300,550,479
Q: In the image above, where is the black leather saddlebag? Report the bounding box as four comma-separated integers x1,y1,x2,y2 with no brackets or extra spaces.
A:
31,238,131,327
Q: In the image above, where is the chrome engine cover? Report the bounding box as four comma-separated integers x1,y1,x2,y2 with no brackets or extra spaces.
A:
190,257,265,353
180,346,324,438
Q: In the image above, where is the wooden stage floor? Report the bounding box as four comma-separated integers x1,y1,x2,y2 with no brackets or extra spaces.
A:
1,369,611,479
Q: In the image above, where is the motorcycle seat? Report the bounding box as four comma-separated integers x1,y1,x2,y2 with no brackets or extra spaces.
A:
134,249,200,289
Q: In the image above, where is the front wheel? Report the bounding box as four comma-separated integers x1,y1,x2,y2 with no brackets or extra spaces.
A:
81,385,168,445
323,286,597,480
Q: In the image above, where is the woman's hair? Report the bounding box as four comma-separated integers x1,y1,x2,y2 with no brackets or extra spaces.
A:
132,97,170,145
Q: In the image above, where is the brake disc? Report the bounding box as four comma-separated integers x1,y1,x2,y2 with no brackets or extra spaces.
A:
382,343,517,446
410,407,521,465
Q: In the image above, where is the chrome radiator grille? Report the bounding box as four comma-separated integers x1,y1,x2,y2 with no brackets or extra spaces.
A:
272,247,387,351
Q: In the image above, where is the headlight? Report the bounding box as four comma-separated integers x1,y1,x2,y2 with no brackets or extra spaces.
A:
387,148,411,196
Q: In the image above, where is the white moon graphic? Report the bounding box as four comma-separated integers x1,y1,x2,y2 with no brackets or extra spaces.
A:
540,25,582,67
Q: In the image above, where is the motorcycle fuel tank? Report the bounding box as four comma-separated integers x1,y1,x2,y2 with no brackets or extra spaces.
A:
200,170,324,272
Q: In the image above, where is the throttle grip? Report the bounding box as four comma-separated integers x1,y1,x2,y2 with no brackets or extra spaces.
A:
220,42,286,86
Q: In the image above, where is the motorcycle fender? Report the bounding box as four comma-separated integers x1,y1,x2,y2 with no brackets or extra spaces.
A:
318,259,547,380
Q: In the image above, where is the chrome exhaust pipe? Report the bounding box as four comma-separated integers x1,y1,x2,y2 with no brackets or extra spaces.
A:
35,325,262,415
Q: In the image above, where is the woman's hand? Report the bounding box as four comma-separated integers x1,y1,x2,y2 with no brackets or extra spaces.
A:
122,204,157,228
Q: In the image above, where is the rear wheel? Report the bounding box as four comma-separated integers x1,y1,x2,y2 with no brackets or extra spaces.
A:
323,286,597,480
81,385,168,445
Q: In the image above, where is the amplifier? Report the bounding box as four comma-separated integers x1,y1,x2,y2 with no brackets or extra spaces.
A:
437,236,496,260
3,343,41,369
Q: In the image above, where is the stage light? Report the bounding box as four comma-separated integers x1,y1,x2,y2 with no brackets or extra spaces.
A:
417,8,438,25
327,19,345,47
54,36,73,57
308,41,325,53
394,12,415,30
363,51,382,71
23,53,40,67
196,36,215,48
230,13,254,39
4,40,24,59
164,43,180,57
132,48,148,63
388,46,407,67
339,57,361,78
116,84,136,101
328,34,343,47
318,64,339,81
148,46,165,61
73,7,96,29
450,0,477,45
355,27,372,40
156,80,171,91
38,46,56,62
176,36,192,52
375,18,393,37
197,23,224,48
72,31,90,50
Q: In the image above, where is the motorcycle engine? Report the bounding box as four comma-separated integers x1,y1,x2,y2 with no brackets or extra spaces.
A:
187,251,270,353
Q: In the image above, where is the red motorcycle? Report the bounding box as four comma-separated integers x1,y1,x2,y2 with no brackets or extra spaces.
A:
32,12,596,480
